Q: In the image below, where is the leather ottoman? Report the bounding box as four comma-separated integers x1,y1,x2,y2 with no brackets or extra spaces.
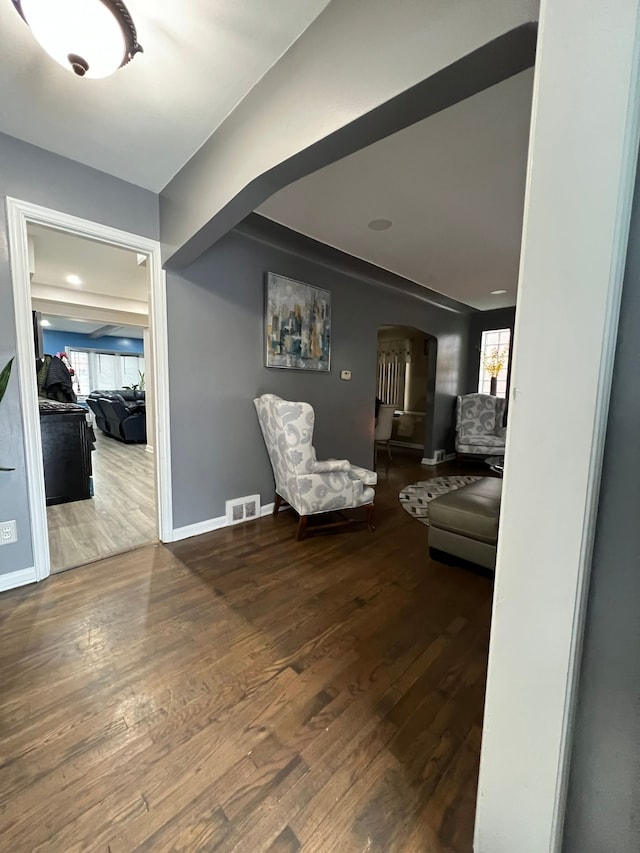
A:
428,477,502,571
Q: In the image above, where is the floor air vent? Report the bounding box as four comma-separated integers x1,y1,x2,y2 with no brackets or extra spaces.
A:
225,495,260,526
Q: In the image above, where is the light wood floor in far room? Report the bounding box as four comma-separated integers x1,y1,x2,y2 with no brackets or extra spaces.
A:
0,453,494,852
46,429,156,573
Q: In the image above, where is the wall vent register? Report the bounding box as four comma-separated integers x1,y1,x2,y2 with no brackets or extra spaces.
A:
225,495,260,526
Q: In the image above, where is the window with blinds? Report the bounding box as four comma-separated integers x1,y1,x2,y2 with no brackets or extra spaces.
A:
67,348,145,399
377,338,411,408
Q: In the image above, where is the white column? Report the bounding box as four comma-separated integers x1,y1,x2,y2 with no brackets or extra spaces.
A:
475,1,640,851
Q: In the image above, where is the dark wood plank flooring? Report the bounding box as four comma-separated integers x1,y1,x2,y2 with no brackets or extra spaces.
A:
0,452,494,852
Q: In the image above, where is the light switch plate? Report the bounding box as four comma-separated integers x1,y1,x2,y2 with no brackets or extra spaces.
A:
340,370,352,381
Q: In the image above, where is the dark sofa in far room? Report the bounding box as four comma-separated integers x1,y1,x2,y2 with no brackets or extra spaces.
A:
87,390,147,443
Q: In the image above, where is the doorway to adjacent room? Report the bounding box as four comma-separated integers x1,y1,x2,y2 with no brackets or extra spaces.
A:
375,325,437,465
7,198,172,580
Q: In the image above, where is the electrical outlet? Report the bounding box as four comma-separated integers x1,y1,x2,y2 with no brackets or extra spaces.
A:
0,520,17,545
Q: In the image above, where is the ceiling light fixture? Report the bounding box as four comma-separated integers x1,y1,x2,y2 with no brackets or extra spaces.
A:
40,319,51,327
11,0,143,79
368,219,393,231
66,274,83,285
490,289,507,295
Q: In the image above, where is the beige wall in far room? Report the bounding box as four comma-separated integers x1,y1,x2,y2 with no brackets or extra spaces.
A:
377,325,429,447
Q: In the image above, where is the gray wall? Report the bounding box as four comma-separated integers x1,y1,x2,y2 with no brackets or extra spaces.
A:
562,159,640,852
466,305,516,393
0,132,159,576
167,223,471,529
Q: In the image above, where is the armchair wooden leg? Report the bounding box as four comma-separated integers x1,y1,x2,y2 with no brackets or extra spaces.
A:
386,440,392,462
273,493,283,516
366,503,375,532
296,515,309,541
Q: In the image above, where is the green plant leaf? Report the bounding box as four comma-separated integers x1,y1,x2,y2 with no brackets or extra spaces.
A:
0,357,14,405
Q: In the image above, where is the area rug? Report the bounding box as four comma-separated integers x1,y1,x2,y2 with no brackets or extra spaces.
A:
399,476,481,526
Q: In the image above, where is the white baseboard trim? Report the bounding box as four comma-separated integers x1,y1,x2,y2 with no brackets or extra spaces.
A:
145,445,155,454
171,515,227,542
261,502,290,516
0,565,38,593
171,501,289,541
421,452,456,466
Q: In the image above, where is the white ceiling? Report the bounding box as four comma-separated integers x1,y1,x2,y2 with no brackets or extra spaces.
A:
258,69,534,311
0,0,331,191
41,316,144,340
29,223,149,301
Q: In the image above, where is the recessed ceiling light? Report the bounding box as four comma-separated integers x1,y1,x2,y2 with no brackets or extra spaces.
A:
40,319,51,327
368,219,393,231
66,274,83,285
490,289,507,295
11,0,143,79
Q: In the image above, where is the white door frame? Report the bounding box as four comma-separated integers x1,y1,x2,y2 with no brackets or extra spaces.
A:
6,198,173,580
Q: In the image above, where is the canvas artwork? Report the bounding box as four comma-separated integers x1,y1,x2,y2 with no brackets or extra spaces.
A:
265,273,331,370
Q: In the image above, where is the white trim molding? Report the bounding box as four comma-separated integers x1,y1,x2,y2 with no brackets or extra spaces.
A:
0,566,37,593
474,1,640,851
171,502,288,543
6,198,173,583
171,515,227,542
421,451,455,466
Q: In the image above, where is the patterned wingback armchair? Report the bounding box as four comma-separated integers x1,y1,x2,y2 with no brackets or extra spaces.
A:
455,393,507,456
254,394,377,539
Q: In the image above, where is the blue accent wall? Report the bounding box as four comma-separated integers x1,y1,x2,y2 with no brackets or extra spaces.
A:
43,329,144,355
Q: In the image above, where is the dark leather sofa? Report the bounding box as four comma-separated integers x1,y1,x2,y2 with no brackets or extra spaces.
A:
87,390,146,443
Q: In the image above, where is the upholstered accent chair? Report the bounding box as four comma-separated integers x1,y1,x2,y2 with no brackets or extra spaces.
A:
254,394,377,539
455,393,507,458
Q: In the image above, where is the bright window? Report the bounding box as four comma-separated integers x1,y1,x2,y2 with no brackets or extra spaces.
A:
478,328,511,398
376,361,410,409
67,348,145,399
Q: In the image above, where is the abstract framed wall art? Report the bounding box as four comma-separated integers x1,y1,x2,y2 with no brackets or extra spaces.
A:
265,273,331,371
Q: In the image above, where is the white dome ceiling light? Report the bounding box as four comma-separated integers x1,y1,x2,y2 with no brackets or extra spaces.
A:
11,0,143,79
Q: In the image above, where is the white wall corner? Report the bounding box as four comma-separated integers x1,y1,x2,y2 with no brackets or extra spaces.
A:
474,1,640,851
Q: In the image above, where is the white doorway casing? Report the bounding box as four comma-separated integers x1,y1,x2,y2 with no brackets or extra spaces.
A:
142,327,155,455
6,198,173,582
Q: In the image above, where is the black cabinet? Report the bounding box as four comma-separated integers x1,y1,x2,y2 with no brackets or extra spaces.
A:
39,402,92,506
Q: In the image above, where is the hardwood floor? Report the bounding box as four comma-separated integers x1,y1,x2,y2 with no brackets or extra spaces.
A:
46,430,157,573
0,452,494,852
